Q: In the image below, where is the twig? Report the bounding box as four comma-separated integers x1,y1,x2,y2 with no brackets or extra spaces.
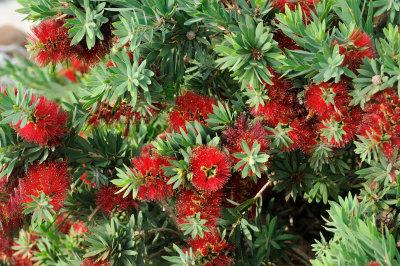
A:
254,180,272,199
145,244,173,262
160,199,182,234
290,247,312,265
88,206,100,221
133,227,182,241
229,180,273,239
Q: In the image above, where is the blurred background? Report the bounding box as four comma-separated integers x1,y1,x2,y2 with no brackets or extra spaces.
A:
0,0,30,56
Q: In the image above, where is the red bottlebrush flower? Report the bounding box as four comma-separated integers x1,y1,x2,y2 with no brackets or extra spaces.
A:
22,161,70,212
249,67,296,127
14,95,69,147
190,145,231,192
176,189,223,230
272,0,320,17
359,89,400,158
167,91,217,132
71,24,113,66
305,82,348,120
0,178,24,235
335,29,376,72
59,68,77,82
131,154,173,201
222,115,270,176
0,234,14,261
11,233,39,266
96,185,137,214
58,58,90,82
273,28,303,51
28,18,72,66
188,232,234,266
88,100,131,126
56,214,73,234
366,263,381,266
72,220,90,234
319,107,362,147
287,118,318,152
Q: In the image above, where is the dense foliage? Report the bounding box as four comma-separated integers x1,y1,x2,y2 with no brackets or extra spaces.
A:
0,0,400,265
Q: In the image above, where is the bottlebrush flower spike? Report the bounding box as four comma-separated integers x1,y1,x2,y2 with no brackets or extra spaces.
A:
58,57,89,82
190,145,231,192
22,160,70,212
287,118,318,152
96,184,137,214
0,235,13,261
27,18,72,66
359,89,400,158
272,0,320,17
335,29,376,72
305,82,348,120
273,28,303,51
14,95,69,147
248,67,296,127
188,231,234,266
71,23,114,66
168,91,217,132
176,189,223,230
319,107,362,147
222,115,270,176
131,154,173,201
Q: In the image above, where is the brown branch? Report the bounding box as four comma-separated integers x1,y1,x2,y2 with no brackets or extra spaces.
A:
88,206,100,221
288,247,312,265
229,179,273,239
145,248,167,262
133,227,182,241
160,199,183,234
254,180,272,199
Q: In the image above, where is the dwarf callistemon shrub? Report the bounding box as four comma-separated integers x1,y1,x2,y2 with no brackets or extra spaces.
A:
1,0,400,265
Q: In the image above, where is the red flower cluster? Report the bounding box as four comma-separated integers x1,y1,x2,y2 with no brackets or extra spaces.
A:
22,160,70,212
88,100,161,136
88,100,133,126
96,185,137,214
273,29,303,52
168,91,217,132
176,189,223,229
188,232,234,266
272,0,320,17
250,67,296,126
14,95,69,147
305,82,362,147
0,175,24,235
28,18,113,66
0,234,13,261
58,58,89,82
0,233,36,266
359,88,400,159
190,145,231,192
56,214,90,235
222,115,270,177
335,29,376,72
28,18,72,66
249,68,317,152
131,154,173,201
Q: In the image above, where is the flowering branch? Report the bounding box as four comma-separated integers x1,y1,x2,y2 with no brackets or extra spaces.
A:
160,199,183,234
133,227,182,241
254,180,273,200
